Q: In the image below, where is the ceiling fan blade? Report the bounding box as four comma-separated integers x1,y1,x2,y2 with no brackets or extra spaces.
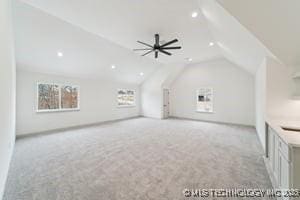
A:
137,41,153,48
161,46,181,50
155,34,159,46
160,39,178,47
155,51,158,59
159,49,172,56
133,48,153,51
142,50,154,56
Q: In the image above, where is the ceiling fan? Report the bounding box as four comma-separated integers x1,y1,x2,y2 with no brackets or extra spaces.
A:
134,34,181,59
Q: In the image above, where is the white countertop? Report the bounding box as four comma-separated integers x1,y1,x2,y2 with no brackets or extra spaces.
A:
266,118,300,148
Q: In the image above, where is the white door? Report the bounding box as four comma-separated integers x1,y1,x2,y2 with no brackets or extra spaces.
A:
163,89,169,119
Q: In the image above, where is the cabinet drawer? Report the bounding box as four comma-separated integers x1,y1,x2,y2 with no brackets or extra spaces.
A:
278,137,290,161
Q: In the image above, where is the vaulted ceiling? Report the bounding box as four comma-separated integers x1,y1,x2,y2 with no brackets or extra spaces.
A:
13,0,298,84
13,1,160,84
198,0,275,74
14,0,222,84
216,0,300,66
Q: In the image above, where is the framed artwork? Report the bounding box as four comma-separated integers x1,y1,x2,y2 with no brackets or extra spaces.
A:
37,83,80,112
117,89,135,107
196,88,213,113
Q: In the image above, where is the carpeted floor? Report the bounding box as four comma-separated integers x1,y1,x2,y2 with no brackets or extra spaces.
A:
4,118,273,200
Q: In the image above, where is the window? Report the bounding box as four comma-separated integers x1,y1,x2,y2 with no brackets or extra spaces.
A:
37,83,80,112
61,85,79,109
117,89,135,107
37,83,60,111
196,88,213,113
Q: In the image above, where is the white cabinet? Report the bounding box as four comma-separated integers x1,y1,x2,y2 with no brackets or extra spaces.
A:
268,128,280,183
278,151,290,189
268,129,274,168
266,122,300,200
266,126,291,193
274,133,279,181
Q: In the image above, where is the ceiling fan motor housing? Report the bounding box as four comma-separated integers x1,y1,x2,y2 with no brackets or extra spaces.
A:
134,34,182,59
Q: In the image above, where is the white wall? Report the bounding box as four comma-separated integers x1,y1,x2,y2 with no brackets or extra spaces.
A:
140,73,164,119
16,69,140,135
170,59,255,126
255,57,300,151
0,0,16,199
141,63,184,119
265,57,300,120
255,58,267,150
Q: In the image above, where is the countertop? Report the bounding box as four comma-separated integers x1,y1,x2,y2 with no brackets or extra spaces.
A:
266,118,300,148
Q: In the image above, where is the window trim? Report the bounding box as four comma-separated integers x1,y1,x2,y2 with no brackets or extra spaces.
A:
195,87,214,113
117,89,136,108
36,82,80,113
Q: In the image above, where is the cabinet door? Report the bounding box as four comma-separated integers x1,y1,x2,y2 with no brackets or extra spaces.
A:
278,151,290,189
274,134,279,182
268,129,274,167
270,131,276,171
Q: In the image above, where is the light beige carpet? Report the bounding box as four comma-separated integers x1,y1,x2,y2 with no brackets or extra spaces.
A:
4,118,273,200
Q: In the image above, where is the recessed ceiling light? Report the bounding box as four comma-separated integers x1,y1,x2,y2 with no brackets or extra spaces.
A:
57,51,63,57
140,72,144,76
209,42,214,46
191,12,198,18
111,65,116,69
186,58,193,62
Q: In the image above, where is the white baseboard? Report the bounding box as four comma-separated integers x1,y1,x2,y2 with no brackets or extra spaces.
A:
16,116,142,139
169,116,255,128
